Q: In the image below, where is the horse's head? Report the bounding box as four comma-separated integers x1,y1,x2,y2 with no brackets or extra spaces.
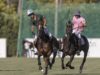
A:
65,21,78,50
66,20,73,35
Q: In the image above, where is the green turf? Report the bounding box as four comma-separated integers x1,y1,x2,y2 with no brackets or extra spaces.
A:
0,57,100,75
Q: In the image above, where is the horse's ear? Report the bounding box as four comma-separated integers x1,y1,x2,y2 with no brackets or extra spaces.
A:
66,20,71,25
68,20,71,24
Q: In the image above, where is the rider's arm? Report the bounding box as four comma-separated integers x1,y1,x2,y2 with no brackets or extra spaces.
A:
72,16,76,24
71,16,76,28
81,18,86,27
30,18,35,33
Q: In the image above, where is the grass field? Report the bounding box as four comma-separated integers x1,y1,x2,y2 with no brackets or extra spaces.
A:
0,57,100,75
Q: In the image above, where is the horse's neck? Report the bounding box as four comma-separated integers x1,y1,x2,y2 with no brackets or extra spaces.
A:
66,33,72,40
41,34,50,43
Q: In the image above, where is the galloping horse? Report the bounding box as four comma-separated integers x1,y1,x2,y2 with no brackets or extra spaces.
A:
61,21,89,73
34,25,59,75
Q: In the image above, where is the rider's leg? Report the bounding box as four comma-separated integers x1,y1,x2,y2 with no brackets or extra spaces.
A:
31,25,38,55
76,31,82,55
44,27,52,39
33,38,38,55
73,28,81,55
44,26,49,34
49,32,52,38
31,25,36,38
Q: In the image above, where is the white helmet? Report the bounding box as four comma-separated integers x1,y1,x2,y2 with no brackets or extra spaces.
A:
27,9,34,16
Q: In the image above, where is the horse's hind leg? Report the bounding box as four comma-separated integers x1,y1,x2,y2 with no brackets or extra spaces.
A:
80,50,88,73
61,53,65,69
66,54,75,69
38,55,42,70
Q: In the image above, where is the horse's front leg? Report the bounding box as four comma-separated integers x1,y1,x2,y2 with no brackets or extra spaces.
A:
51,49,57,68
80,51,88,73
38,55,42,70
66,54,75,69
43,56,49,75
61,52,65,69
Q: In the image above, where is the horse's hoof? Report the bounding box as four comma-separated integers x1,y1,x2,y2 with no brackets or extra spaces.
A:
41,69,44,73
66,64,75,69
49,66,52,70
39,66,42,70
79,70,82,74
49,63,52,70
43,72,47,75
62,66,65,69
66,64,69,67
69,65,75,69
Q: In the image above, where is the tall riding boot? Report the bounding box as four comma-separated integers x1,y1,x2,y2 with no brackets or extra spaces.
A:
49,33,52,40
76,38,81,55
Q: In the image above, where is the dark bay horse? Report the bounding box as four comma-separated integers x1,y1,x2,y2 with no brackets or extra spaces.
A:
34,26,59,75
61,21,89,73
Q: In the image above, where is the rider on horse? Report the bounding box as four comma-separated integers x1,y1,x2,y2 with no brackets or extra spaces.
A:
27,9,53,55
27,9,52,39
72,10,86,55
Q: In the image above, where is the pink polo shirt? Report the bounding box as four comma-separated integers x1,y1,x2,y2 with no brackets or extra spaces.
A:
72,16,86,29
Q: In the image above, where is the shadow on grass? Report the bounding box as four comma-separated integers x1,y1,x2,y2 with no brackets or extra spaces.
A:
0,69,23,71
53,73,100,75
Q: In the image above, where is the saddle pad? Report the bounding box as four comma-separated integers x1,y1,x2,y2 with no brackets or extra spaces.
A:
81,38,85,45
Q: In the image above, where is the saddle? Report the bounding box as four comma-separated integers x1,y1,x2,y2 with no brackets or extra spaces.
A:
72,34,85,46
80,37,85,45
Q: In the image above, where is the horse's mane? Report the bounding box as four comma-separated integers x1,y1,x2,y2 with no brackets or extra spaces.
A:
38,27,50,43
70,34,78,47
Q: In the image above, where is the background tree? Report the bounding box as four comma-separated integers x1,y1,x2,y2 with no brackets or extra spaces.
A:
0,0,19,56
